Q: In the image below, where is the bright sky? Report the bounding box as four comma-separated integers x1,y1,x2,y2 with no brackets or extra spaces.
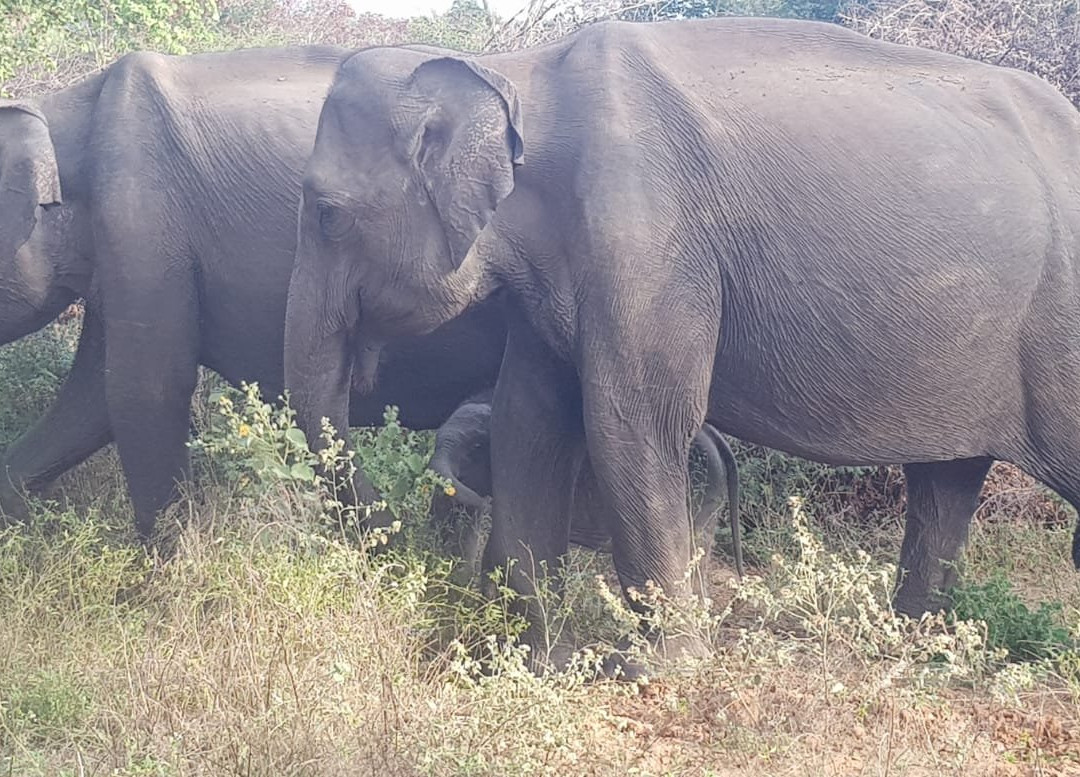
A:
347,0,529,19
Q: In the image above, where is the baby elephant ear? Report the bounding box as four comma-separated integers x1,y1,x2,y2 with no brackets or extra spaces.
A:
0,101,62,258
406,57,524,268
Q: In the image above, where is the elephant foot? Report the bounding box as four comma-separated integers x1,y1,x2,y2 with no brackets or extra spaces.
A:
524,641,580,677
0,475,31,528
474,621,712,684
892,566,956,619
599,631,711,682
522,631,711,683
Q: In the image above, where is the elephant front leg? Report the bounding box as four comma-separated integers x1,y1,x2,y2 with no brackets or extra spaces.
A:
578,313,719,678
483,317,586,673
0,306,113,522
430,491,488,584
895,457,992,616
103,279,200,543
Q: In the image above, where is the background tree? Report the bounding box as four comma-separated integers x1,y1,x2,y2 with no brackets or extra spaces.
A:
621,0,844,22
841,0,1080,107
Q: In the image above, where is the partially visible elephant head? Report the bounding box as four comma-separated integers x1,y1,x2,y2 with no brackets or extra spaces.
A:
428,390,494,515
0,100,90,344
284,49,523,450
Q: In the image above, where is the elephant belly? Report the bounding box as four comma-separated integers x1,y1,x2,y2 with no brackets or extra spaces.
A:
706,298,1046,467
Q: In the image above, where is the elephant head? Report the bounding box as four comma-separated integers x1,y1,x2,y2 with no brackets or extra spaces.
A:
0,100,90,344
283,49,523,461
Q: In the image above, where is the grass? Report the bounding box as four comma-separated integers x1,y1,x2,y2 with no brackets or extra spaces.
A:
0,339,1078,774
0,318,77,450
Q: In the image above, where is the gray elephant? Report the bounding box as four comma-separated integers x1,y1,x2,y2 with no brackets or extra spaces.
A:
283,15,1080,675
428,389,743,582
0,44,507,539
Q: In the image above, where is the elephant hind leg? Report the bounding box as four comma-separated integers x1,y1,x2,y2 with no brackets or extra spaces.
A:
1020,470,1080,571
894,457,992,617
1,307,112,522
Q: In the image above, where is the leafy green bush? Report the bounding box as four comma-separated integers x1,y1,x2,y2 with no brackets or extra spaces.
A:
188,382,452,548
1,0,222,94
407,0,492,52
189,381,322,492
950,574,1074,662
351,406,450,529
0,669,91,745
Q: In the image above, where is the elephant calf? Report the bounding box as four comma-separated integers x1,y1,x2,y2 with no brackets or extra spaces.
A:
428,391,744,582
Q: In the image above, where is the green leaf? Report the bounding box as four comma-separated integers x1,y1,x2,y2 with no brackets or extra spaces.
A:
289,463,315,482
285,428,309,450
388,479,409,500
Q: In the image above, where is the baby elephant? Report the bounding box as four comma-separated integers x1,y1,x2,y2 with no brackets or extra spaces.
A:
428,392,743,583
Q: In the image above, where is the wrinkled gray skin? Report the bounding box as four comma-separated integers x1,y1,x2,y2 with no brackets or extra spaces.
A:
0,45,506,540
428,390,743,582
286,17,1080,675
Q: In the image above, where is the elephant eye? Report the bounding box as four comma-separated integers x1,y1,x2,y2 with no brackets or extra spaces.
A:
317,200,355,241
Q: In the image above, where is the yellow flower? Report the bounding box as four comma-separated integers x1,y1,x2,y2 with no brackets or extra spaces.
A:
238,424,251,438
444,485,457,497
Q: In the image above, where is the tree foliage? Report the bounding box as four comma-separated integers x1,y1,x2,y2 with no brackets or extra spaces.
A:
1,0,221,93
621,0,843,22
408,0,494,52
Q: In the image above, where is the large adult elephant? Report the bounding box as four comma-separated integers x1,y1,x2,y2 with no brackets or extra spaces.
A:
0,44,505,539
284,16,1080,674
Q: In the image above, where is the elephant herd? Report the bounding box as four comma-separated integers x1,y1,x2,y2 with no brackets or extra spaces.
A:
2,16,1079,677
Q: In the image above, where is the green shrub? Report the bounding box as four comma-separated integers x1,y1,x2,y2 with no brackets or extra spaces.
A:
1,0,222,94
351,406,451,531
0,669,91,745
189,381,322,492
949,574,1074,662
188,382,452,547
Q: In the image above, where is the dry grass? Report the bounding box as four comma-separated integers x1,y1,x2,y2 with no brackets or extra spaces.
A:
1,439,1078,776
1,322,1079,776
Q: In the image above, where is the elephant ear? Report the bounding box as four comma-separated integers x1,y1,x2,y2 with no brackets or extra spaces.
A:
405,57,524,268
0,101,61,258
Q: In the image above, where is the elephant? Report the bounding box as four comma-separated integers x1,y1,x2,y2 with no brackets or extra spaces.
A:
0,44,507,540
283,14,1080,676
428,389,743,583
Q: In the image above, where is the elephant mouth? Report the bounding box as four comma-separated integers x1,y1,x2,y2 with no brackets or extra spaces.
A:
351,286,364,330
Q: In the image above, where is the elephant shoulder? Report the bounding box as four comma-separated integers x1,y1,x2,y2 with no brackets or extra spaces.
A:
102,50,173,90
95,50,179,121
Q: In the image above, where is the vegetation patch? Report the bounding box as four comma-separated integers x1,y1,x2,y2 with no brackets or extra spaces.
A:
950,574,1075,663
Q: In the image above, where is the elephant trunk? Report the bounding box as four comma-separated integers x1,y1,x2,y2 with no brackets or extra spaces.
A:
0,195,82,346
284,256,380,508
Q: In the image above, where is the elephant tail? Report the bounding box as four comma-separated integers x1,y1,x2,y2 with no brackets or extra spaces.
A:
698,423,744,579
